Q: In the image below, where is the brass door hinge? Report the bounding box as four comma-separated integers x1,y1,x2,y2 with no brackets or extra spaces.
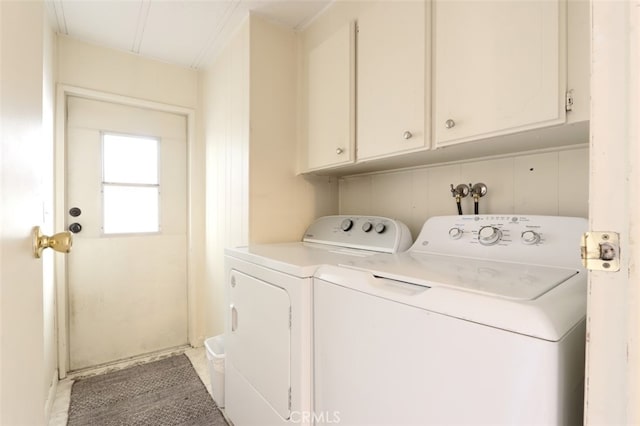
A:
581,231,620,271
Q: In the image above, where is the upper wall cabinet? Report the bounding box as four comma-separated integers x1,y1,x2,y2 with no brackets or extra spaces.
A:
356,1,428,160
306,23,356,171
433,0,567,147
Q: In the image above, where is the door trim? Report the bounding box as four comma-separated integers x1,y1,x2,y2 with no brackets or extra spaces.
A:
55,85,198,378
585,2,640,422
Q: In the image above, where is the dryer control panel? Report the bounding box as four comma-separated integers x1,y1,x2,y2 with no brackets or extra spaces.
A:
303,215,412,254
412,215,587,269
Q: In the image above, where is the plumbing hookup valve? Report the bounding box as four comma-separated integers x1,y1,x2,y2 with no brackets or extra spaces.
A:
449,183,488,215
450,184,469,215
470,183,488,215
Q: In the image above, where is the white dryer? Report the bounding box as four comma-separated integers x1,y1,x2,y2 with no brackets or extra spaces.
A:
313,215,587,426
224,215,412,426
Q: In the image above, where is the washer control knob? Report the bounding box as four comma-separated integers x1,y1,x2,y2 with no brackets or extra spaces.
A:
375,223,386,234
478,226,502,245
521,230,541,245
341,218,354,232
362,222,373,232
448,227,464,240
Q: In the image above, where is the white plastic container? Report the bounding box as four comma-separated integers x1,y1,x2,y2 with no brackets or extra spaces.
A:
204,335,225,407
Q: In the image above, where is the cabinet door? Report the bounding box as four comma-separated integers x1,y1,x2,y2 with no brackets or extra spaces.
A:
434,0,566,147
306,23,355,171
357,1,427,161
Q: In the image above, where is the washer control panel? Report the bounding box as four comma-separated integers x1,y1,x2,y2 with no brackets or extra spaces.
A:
303,215,413,253
438,216,551,247
414,215,587,269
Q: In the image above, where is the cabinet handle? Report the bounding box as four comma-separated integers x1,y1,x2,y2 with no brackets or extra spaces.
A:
403,131,413,140
336,147,344,155
445,119,456,129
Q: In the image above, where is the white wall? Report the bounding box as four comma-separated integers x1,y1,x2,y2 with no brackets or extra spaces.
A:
1,2,51,424
200,14,338,339
201,17,251,340
340,146,588,238
57,36,198,108
249,16,337,243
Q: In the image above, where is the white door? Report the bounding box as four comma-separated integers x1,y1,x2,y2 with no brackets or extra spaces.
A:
65,96,188,371
1,2,51,423
227,270,291,419
585,1,640,424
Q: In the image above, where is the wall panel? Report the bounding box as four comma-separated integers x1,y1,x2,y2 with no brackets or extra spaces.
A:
339,147,588,239
514,152,560,215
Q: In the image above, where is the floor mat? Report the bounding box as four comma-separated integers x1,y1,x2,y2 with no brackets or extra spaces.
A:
67,354,227,426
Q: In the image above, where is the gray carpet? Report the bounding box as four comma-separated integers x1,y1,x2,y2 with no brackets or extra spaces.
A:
67,354,227,426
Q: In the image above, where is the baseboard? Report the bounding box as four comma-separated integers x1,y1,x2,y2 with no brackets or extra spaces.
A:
44,369,59,423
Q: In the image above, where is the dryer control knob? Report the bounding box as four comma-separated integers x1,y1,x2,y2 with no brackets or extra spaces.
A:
341,218,354,232
375,223,386,234
448,227,463,240
478,226,502,246
521,230,541,245
362,222,373,232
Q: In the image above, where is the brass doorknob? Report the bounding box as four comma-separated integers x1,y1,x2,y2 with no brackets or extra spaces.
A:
32,226,73,258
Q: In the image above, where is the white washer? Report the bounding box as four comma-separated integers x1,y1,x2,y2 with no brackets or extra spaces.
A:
224,215,412,426
313,215,587,426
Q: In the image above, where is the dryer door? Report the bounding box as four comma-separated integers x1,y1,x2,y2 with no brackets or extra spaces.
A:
228,270,291,419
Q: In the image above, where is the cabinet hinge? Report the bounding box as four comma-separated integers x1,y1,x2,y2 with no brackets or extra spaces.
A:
288,387,292,410
565,90,574,112
580,231,620,271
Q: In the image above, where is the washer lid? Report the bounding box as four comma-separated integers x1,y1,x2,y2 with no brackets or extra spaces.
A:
341,252,579,301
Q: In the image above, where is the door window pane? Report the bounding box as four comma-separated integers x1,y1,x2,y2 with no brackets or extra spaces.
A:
103,185,159,234
102,133,160,235
103,134,158,184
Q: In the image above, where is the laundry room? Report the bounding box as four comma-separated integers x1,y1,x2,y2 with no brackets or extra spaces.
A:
1,0,637,425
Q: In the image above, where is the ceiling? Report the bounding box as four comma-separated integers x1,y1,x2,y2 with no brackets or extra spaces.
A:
45,0,331,70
